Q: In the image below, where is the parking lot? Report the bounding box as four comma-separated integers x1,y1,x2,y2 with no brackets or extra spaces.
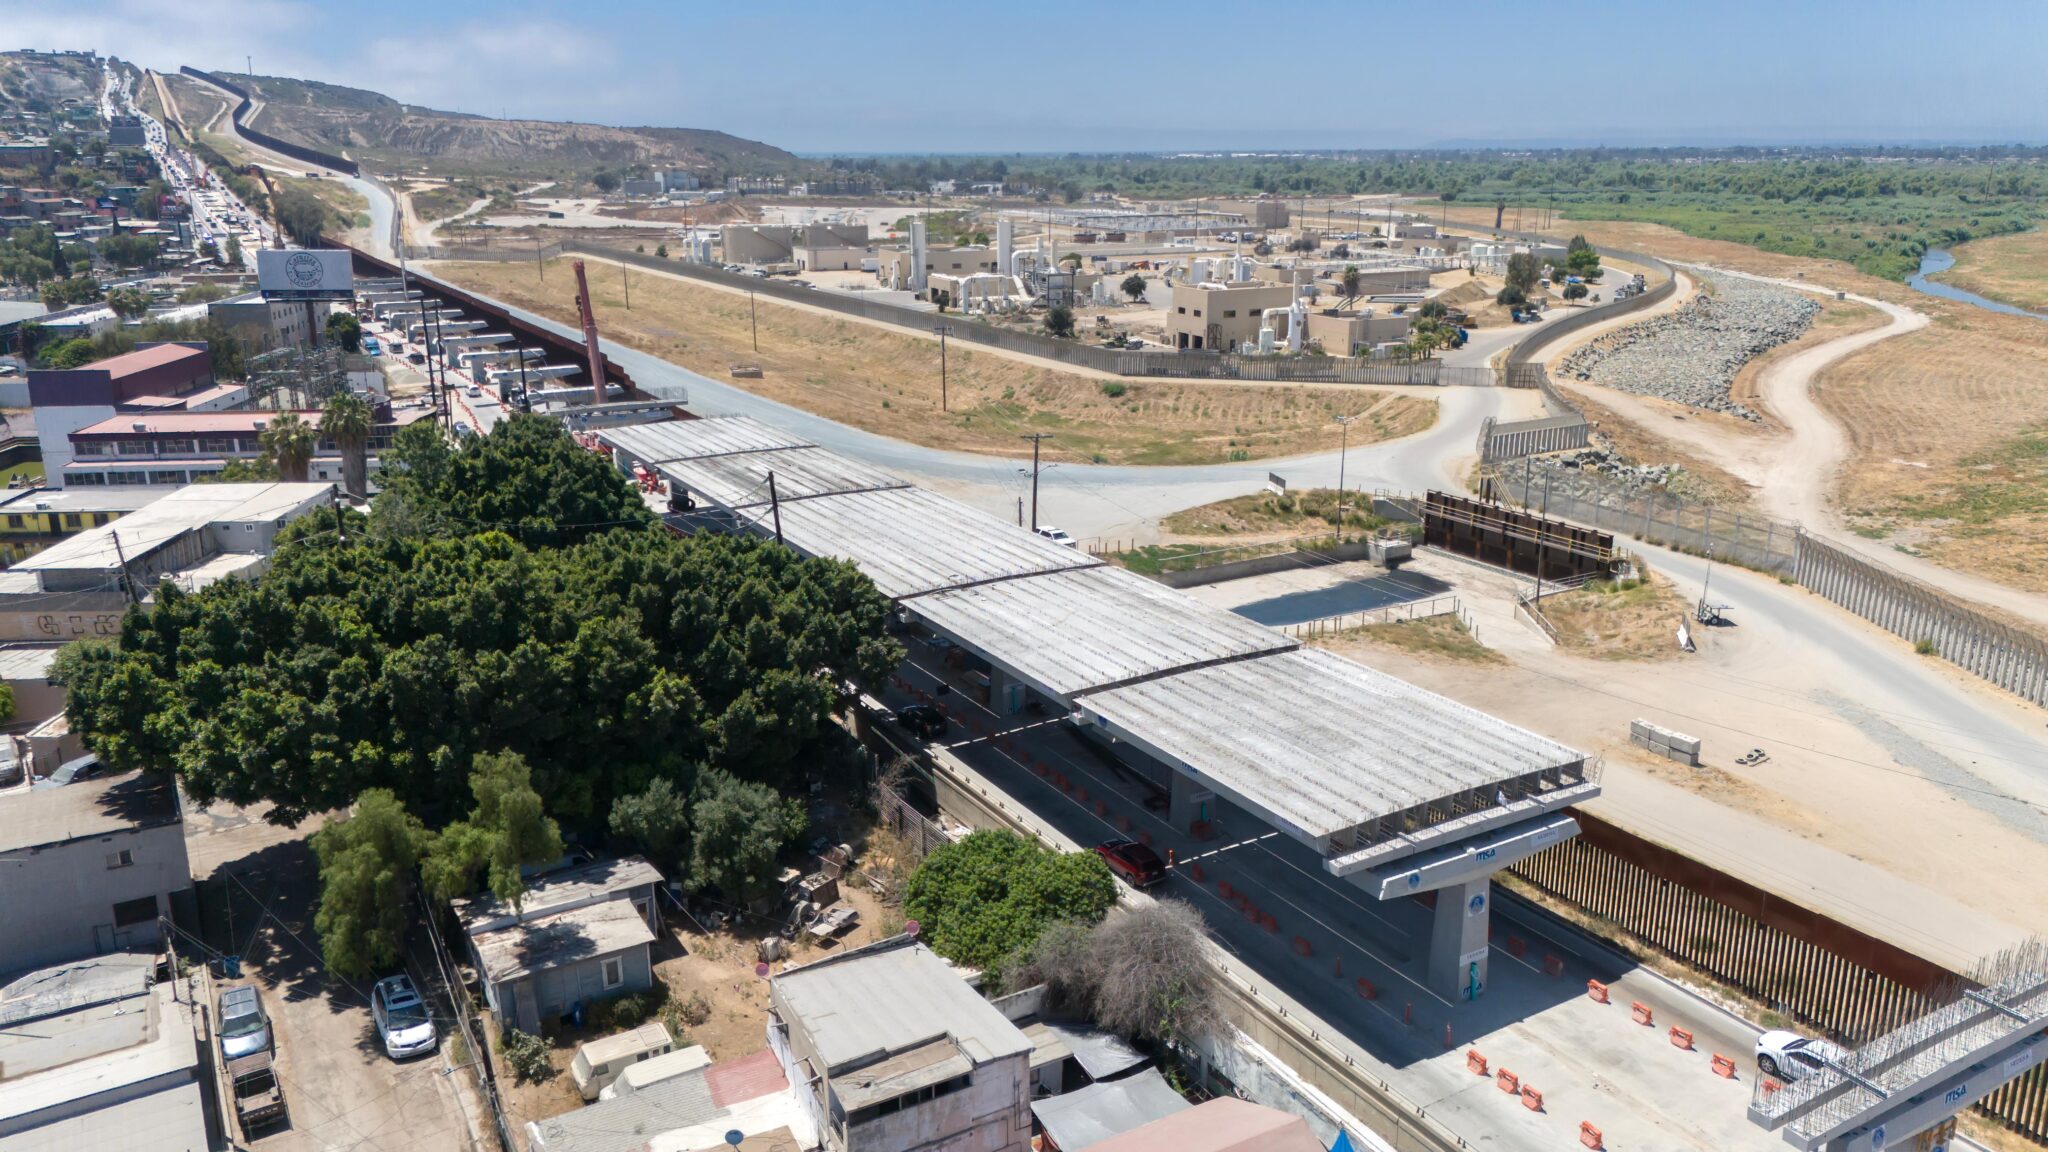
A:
184,800,480,1152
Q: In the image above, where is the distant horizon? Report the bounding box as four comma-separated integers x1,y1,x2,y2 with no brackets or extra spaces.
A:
6,0,2047,153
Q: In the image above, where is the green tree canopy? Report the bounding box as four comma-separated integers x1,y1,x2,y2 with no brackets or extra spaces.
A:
97,233,160,269
258,412,317,482
379,414,654,546
903,830,1117,976
105,285,152,319
325,310,362,352
1504,252,1541,296
310,789,429,978
320,391,373,499
682,769,807,901
421,750,563,907
609,776,693,870
1120,273,1146,302
1044,304,1075,339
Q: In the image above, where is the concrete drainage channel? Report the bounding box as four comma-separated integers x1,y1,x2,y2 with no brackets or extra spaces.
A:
919,742,1463,1152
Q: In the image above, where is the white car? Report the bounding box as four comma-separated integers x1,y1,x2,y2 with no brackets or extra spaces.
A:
1755,1030,1844,1082
371,975,438,1060
1033,525,1078,548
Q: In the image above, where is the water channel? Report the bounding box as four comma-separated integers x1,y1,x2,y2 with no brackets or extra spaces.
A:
1906,248,2047,320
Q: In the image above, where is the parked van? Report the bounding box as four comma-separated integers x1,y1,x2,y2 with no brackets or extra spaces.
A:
571,1022,674,1100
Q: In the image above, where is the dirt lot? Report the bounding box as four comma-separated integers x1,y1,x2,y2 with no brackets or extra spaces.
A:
1538,571,1696,661
1935,229,2048,313
1306,612,1502,663
429,257,1436,466
183,800,475,1152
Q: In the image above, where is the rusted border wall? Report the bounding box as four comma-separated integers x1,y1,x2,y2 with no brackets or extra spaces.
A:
178,67,361,176
1513,810,2048,1144
321,240,637,395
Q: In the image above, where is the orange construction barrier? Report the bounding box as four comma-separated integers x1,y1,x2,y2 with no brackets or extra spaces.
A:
1356,978,1378,1000
1506,934,1527,958
1544,954,1566,978
1495,1068,1519,1095
1465,1049,1488,1077
1579,1121,1604,1150
1138,830,1153,847
1670,1026,1694,1051
1218,880,1235,899
1189,862,1204,882
1117,814,1131,831
1076,786,1088,802
1586,979,1610,1004
1442,1023,1454,1050
1293,936,1314,957
1404,1001,1413,1025
1711,1054,1737,1079
1260,912,1277,933
1631,1001,1654,1027
1522,1085,1544,1112
1094,800,1106,817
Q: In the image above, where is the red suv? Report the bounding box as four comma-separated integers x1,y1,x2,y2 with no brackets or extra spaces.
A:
1094,839,1166,888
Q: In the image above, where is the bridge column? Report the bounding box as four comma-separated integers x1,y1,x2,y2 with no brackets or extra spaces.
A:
1167,769,1215,837
989,668,1023,716
1427,877,1492,1001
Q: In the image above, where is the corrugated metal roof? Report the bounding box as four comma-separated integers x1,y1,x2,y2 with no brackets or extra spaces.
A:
1031,1067,1189,1150
1079,648,1585,839
769,487,1101,600
0,644,60,683
12,482,333,575
469,899,655,985
657,446,908,511
597,417,810,466
772,939,1031,1073
908,566,1297,698
527,1065,721,1152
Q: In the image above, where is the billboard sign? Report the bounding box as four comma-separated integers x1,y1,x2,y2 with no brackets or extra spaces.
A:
257,249,353,301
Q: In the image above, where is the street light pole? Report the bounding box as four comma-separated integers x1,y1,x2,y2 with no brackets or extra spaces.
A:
1334,413,1357,532
1020,433,1054,531
932,324,952,412
749,289,757,352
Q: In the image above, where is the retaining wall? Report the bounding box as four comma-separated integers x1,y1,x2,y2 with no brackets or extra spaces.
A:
1152,538,1376,588
1479,413,1592,462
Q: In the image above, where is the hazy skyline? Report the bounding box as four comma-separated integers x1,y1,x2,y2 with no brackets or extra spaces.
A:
5,0,2045,153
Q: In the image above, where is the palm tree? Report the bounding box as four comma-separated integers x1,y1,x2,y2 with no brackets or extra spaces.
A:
320,393,372,498
258,413,317,483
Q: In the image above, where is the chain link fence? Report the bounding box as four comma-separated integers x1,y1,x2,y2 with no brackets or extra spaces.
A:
1481,460,1798,576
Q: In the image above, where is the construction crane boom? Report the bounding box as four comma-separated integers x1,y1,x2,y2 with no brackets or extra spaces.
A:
571,260,606,406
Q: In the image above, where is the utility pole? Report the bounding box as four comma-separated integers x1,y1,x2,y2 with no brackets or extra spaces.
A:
932,324,952,412
1334,413,1358,532
110,530,137,604
1020,433,1054,531
749,289,758,352
622,265,630,309
766,471,783,544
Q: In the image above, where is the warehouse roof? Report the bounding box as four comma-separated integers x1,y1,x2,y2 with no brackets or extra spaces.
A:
1078,647,1585,840
773,938,1031,1074
658,445,909,511
11,482,332,576
1030,1068,1189,1151
907,565,1298,698
598,416,810,466
770,486,1101,599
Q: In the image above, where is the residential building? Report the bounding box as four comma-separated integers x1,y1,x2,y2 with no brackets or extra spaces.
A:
0,482,335,641
1165,281,1295,351
0,644,66,729
524,1046,816,1151
457,857,664,1034
27,343,213,482
0,773,190,971
60,406,430,488
770,935,1034,1152
206,291,319,352
1082,1098,1323,1152
0,953,210,1152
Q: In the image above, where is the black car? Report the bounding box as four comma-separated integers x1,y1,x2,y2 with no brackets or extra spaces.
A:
895,704,948,740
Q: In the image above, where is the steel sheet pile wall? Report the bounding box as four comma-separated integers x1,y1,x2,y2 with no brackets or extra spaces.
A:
1797,532,2048,707
1511,813,2048,1144
1423,490,1613,581
1478,414,1594,462
178,67,360,176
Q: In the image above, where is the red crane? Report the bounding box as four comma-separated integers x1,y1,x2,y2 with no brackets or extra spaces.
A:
571,260,607,406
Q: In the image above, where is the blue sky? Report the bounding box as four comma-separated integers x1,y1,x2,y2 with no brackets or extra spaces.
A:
6,0,2047,152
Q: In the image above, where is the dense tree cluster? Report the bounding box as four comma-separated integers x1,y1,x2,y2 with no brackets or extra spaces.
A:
903,830,1117,976
58,416,903,973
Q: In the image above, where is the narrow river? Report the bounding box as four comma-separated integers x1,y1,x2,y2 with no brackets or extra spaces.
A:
1907,248,2046,319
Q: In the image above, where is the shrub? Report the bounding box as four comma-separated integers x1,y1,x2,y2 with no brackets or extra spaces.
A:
1099,381,1127,398
499,1026,553,1083
677,991,712,1028
587,982,670,1034
1914,637,1936,656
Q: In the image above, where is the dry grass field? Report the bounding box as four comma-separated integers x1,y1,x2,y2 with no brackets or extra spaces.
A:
1539,571,1696,660
431,258,1436,466
1312,614,1502,664
1936,229,2048,313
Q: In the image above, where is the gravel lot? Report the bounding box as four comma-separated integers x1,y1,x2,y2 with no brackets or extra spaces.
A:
1556,271,1819,420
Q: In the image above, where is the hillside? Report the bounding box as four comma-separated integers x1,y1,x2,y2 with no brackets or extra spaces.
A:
0,49,102,118
231,72,807,181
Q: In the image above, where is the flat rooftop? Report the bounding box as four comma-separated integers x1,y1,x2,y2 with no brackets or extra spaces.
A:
0,644,60,683
657,445,909,511
0,486,179,515
906,564,1298,698
10,482,332,575
769,486,1102,600
598,416,810,466
0,772,180,855
1077,647,1586,840
456,856,662,937
469,898,656,986
773,938,1031,1075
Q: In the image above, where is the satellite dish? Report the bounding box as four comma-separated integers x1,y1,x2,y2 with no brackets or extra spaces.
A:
754,962,770,979
726,1130,745,1148
904,919,921,938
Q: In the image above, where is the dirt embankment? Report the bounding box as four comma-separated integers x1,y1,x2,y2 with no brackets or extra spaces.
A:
429,258,1436,467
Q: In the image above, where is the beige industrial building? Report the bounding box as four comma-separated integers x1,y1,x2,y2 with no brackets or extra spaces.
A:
1167,281,1296,350
1303,307,1414,355
876,245,1004,287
